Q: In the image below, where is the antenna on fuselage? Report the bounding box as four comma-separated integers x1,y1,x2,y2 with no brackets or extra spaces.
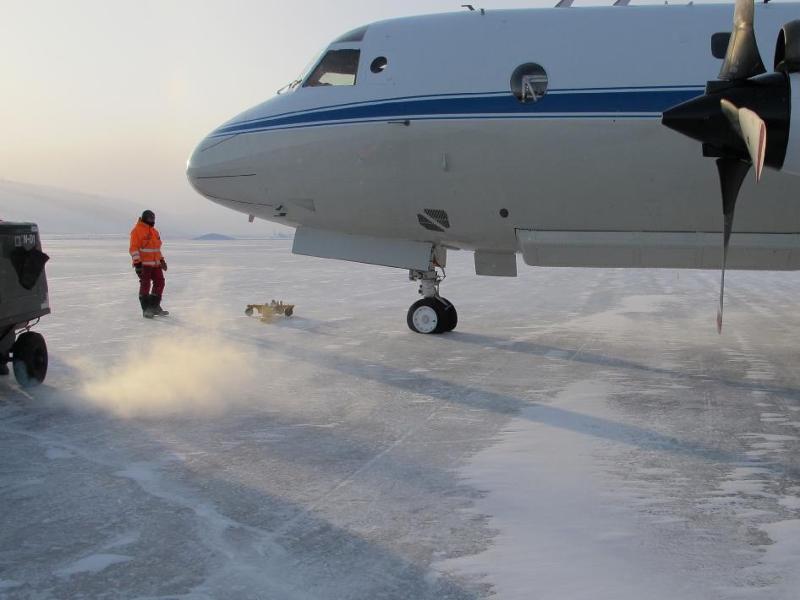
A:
461,4,485,13
555,0,573,7
613,0,630,5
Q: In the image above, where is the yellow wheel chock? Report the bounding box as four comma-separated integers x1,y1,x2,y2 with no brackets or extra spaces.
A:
245,300,295,323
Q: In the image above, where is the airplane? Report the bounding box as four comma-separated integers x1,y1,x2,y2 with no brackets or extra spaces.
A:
187,0,800,335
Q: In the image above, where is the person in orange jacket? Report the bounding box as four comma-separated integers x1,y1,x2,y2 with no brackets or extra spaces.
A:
129,210,169,318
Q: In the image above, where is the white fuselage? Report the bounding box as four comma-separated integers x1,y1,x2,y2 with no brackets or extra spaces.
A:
188,4,800,272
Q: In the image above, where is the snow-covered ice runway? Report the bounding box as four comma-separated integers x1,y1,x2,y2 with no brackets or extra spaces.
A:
1,239,799,599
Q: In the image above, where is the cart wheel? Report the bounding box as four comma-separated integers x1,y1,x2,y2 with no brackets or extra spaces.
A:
245,307,254,317
12,331,48,387
284,306,294,317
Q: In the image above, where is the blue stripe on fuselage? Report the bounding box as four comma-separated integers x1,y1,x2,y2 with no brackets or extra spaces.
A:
213,88,704,136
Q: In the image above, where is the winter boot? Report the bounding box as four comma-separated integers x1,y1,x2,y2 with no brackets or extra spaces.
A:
140,295,155,319
149,295,169,317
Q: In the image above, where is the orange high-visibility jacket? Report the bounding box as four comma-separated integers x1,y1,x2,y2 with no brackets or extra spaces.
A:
129,219,164,266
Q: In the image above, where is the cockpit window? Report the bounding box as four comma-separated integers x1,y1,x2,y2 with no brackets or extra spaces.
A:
277,48,325,94
304,49,361,87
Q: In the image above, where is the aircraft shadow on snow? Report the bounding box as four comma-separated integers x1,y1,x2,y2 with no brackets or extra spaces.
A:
235,331,800,480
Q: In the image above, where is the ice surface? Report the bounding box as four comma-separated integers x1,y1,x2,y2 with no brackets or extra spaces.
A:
1,239,799,599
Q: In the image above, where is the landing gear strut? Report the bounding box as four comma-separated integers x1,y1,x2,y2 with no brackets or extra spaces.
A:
406,267,457,334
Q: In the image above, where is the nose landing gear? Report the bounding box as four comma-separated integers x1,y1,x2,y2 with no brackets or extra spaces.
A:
406,268,457,334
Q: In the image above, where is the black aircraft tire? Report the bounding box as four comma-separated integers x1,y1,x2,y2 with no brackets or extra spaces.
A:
407,298,444,334
12,332,48,388
407,298,457,334
439,297,458,333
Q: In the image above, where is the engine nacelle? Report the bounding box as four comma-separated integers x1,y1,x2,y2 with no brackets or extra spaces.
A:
780,72,800,175
773,22,800,175
775,20,800,73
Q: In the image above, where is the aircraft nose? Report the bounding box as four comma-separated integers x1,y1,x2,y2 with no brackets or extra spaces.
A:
187,134,229,197
186,133,265,207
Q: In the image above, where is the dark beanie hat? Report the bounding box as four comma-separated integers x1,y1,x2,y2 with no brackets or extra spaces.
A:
141,210,155,221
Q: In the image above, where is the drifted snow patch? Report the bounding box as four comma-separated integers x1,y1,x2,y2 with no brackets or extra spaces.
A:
56,554,132,577
435,379,719,600
0,580,21,590
758,520,800,596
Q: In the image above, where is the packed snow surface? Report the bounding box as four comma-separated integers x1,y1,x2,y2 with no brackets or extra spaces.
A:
1,239,799,599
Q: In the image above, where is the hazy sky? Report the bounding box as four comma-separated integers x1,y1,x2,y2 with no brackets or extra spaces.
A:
1,0,725,233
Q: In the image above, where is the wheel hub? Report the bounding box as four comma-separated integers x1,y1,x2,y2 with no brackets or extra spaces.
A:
412,306,439,334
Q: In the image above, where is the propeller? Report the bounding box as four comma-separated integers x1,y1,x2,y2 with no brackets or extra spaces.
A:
714,0,769,332
715,99,767,332
709,0,769,333
663,0,773,333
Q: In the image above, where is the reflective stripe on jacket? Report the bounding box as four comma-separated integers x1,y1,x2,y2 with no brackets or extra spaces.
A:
129,219,164,266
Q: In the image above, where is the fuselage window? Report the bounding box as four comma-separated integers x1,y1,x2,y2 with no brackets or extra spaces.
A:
370,56,388,73
510,63,549,103
304,49,361,87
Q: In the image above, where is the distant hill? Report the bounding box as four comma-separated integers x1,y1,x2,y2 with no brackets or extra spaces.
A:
0,179,189,237
193,233,236,241
0,179,296,239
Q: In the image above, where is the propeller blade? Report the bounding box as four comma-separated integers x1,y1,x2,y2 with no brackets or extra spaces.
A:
720,99,768,181
738,107,767,181
715,158,751,334
719,0,766,81
720,98,743,136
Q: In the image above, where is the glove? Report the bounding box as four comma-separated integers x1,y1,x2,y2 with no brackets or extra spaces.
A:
160,258,168,272
134,263,143,279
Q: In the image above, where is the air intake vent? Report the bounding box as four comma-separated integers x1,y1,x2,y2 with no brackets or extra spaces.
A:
423,209,450,229
417,214,445,232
